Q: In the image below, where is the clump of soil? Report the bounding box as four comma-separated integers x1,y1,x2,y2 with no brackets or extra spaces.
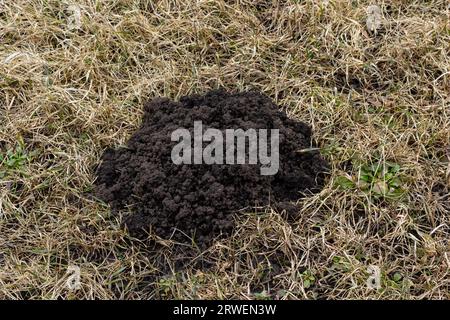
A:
95,89,328,248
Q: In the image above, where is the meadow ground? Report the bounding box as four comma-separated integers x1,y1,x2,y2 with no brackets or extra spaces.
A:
0,0,449,299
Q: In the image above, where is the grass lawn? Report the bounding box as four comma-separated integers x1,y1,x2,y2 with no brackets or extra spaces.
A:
0,0,449,299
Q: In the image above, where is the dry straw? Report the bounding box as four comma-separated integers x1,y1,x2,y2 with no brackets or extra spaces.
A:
0,0,449,299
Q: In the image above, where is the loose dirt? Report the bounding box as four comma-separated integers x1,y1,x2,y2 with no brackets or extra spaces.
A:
95,90,328,248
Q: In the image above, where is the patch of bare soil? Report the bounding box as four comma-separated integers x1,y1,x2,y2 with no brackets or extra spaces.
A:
95,90,328,248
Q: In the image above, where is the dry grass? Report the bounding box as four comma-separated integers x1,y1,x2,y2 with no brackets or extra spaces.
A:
0,0,449,299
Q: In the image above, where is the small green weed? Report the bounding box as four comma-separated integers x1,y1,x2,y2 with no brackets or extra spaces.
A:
335,160,406,200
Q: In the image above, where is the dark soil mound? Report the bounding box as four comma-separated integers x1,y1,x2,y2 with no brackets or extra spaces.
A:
95,89,328,248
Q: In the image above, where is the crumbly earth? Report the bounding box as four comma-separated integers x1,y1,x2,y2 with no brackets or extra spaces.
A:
95,90,328,247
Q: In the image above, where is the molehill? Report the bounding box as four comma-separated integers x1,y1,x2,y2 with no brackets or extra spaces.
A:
95,89,328,248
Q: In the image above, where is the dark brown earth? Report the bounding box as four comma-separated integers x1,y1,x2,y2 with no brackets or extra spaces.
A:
95,89,329,248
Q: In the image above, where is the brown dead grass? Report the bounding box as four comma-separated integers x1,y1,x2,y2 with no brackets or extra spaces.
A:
0,0,449,299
